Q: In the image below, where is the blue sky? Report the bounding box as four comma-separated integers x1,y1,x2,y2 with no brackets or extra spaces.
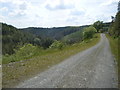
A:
0,0,119,28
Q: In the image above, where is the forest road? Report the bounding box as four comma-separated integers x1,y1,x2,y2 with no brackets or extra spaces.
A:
17,34,118,88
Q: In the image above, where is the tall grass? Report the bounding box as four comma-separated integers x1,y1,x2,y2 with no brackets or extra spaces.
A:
106,34,119,87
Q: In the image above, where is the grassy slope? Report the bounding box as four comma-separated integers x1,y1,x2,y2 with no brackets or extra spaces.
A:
106,34,119,87
3,34,100,88
62,30,83,41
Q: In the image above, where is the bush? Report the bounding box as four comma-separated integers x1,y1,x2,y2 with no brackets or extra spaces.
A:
93,21,104,32
83,26,97,39
41,38,53,49
3,44,41,64
49,40,64,50
15,44,40,59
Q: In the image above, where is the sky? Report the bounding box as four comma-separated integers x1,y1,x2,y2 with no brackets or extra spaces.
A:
0,0,119,28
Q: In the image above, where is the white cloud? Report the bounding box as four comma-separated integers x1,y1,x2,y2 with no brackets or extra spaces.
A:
45,0,74,11
100,0,119,6
0,7,8,12
8,10,26,17
0,0,119,28
70,10,85,16
0,15,5,22
0,0,10,3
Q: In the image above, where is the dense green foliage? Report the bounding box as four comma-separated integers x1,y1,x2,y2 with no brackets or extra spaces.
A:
109,12,120,37
2,23,90,64
2,23,35,55
101,22,111,33
2,23,89,55
14,44,39,58
40,38,53,49
2,21,110,57
49,40,64,50
93,21,104,32
3,44,41,64
62,25,98,44
83,26,97,39
2,23,54,55
62,30,83,44
2,21,108,64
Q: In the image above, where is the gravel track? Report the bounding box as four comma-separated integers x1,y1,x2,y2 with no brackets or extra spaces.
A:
17,34,118,88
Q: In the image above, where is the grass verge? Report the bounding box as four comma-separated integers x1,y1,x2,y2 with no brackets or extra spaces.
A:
106,34,119,87
2,33,100,88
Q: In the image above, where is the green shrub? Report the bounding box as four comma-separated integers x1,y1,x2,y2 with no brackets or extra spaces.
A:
3,44,41,64
83,26,97,39
15,44,38,58
93,21,104,32
49,40,64,50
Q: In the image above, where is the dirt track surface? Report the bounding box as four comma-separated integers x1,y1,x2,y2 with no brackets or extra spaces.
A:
17,34,118,88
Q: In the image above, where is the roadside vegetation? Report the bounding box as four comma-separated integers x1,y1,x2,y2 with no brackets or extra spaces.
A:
107,12,120,87
2,25,98,64
2,23,89,56
106,4,120,87
2,24,100,87
106,35,119,62
106,34,119,87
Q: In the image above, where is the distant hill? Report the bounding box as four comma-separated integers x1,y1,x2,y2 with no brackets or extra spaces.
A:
62,30,84,44
20,25,90,40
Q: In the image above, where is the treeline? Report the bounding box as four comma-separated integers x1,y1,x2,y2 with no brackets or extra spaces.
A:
108,1,120,37
2,24,98,64
2,20,111,64
2,23,53,55
93,21,110,33
21,25,89,40
108,11,120,37
2,21,110,56
2,23,90,55
2,23,35,55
